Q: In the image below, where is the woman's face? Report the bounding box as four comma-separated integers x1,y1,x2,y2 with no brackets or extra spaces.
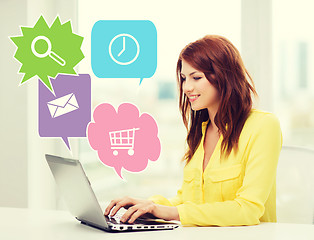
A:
181,59,220,111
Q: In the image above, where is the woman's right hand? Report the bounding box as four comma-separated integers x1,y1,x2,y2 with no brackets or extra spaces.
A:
104,196,157,223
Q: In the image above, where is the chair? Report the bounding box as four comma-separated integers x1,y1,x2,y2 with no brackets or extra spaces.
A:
276,145,314,224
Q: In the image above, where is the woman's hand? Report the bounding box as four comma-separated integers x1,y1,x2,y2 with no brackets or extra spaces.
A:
104,196,180,223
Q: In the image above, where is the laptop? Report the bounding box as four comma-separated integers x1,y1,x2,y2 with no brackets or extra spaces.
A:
45,154,179,232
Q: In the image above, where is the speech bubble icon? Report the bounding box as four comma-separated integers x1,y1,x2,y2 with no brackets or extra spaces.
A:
91,20,157,85
38,74,91,150
10,15,84,94
87,103,161,179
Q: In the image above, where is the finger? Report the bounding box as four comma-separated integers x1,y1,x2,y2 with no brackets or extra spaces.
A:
104,199,119,215
104,198,122,215
128,208,148,224
120,206,138,223
110,197,134,217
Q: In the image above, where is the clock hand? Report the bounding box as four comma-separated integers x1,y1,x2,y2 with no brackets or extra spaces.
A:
118,37,125,57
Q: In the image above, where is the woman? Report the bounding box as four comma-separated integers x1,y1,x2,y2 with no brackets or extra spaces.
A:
104,35,283,226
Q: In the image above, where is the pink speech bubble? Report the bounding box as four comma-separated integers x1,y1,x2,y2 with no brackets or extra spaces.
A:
87,103,161,179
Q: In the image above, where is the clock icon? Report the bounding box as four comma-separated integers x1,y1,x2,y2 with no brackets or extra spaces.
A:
108,33,140,65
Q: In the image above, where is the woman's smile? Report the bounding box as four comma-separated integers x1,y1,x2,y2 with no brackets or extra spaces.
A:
188,94,200,102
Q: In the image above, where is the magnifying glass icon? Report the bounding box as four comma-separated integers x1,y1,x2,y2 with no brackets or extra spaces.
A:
31,36,66,66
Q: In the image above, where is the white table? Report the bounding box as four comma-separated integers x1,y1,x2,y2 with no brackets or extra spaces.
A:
0,207,313,240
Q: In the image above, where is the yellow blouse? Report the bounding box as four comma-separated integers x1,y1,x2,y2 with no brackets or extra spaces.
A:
149,109,283,226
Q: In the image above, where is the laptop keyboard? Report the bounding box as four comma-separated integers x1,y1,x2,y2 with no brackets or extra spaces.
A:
109,215,123,224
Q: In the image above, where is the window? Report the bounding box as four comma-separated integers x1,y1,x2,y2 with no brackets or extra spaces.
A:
273,0,314,149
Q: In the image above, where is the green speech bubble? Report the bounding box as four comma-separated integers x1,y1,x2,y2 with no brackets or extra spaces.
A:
10,15,84,94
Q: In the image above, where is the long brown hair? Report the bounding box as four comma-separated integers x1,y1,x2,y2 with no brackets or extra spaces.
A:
177,35,258,164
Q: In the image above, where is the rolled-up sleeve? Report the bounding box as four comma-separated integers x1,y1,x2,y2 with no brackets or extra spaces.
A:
148,187,183,206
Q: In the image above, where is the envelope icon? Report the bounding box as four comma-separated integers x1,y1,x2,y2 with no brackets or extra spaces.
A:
47,93,79,118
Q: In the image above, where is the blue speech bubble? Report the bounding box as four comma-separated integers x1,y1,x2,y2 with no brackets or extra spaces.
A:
91,20,157,84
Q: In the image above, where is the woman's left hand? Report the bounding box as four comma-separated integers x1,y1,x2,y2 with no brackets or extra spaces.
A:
104,196,180,223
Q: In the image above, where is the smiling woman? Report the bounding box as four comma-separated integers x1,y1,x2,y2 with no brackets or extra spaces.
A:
105,35,283,227
177,35,258,163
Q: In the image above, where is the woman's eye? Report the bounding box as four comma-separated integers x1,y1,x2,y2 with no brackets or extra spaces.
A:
181,77,186,81
193,77,202,80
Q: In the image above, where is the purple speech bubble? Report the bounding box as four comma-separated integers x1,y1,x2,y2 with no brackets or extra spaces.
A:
38,74,91,150
87,103,161,179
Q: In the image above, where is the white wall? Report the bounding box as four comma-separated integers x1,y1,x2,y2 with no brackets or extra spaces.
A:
241,0,273,112
0,0,28,208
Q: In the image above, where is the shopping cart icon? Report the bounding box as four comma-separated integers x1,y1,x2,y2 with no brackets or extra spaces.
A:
109,128,140,156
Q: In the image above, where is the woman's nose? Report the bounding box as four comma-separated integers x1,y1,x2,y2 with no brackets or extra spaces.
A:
183,79,194,93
